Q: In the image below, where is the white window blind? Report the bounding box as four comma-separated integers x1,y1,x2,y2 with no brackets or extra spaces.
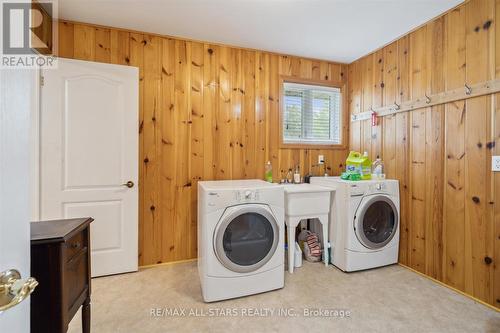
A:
282,82,342,145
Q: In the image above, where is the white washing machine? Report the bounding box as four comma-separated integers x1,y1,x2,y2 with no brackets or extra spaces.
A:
310,177,399,272
198,179,284,302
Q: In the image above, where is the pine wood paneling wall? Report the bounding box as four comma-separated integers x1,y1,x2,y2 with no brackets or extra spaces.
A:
57,20,349,266
349,0,500,308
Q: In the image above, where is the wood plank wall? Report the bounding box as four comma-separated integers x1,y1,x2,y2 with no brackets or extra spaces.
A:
57,20,349,266
349,0,500,308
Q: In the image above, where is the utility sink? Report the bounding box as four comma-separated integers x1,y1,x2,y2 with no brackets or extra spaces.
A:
282,183,333,273
282,184,332,216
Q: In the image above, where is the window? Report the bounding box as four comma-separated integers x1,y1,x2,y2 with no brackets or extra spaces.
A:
282,81,342,146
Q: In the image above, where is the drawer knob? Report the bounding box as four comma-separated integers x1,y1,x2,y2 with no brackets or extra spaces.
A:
71,242,80,249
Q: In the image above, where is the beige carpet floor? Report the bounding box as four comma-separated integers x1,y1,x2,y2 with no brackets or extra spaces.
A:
68,261,500,333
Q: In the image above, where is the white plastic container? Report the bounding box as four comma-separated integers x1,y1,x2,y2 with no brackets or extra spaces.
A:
293,165,301,184
294,242,303,268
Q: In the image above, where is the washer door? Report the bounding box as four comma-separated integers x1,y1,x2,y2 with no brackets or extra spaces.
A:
214,204,279,273
354,195,398,249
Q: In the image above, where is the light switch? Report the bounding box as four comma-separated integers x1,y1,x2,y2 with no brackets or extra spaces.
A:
492,156,500,172
318,155,325,164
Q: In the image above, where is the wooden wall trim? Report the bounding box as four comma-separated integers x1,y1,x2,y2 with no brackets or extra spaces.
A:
139,258,197,270
399,264,500,313
351,77,500,121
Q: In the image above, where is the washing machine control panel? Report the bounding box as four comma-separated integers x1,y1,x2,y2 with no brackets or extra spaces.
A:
349,182,387,196
370,182,386,192
349,184,365,196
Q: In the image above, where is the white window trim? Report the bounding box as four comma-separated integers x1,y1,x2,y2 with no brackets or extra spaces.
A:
281,80,343,147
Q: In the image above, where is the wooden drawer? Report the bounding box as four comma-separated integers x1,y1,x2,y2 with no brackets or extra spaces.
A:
64,231,85,262
64,247,88,311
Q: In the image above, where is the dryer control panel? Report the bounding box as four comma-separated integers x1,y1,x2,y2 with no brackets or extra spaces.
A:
198,181,284,214
202,189,261,211
235,190,260,201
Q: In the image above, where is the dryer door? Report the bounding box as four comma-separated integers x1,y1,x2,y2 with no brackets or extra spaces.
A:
214,204,279,273
354,195,398,249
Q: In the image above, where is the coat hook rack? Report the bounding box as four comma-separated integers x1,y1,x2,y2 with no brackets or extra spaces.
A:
351,78,500,122
465,83,472,95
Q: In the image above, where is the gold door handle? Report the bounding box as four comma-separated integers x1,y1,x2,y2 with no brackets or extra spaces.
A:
122,181,134,188
0,269,38,313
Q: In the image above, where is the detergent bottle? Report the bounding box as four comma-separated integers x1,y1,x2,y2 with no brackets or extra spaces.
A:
265,161,273,183
344,151,372,180
361,152,372,180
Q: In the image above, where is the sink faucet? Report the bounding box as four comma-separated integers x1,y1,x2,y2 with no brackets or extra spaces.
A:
311,163,328,177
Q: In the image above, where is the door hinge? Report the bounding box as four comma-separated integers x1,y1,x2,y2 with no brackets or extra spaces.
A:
40,75,44,86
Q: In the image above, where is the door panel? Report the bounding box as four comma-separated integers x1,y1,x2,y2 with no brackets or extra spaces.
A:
40,58,139,277
63,200,122,251
0,67,35,332
64,75,124,188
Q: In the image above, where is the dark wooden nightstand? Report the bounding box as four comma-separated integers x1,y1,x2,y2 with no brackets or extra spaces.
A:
30,217,93,333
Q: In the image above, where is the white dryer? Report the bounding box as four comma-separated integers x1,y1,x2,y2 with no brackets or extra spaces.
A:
310,177,399,272
198,180,284,302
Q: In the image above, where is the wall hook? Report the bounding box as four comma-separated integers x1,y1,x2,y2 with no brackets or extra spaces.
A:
425,93,431,104
465,83,472,95
394,102,400,110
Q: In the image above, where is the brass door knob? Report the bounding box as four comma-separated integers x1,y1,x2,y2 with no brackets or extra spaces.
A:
0,269,38,313
122,181,134,188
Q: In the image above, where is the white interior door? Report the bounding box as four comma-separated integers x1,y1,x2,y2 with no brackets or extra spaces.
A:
0,68,35,332
40,58,139,277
